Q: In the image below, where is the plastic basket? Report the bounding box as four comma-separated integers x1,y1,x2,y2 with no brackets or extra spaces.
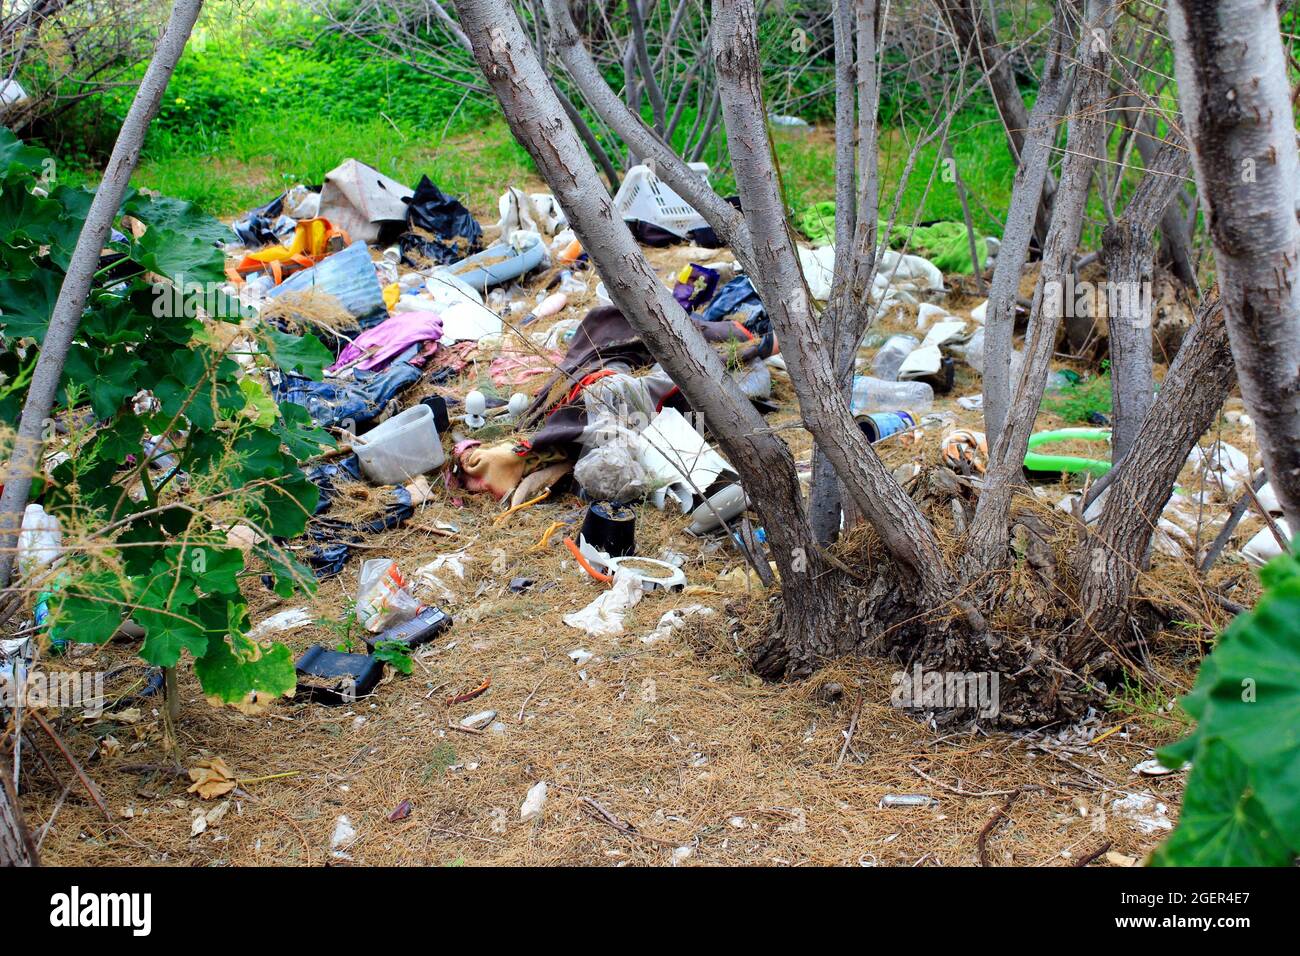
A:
612,163,711,237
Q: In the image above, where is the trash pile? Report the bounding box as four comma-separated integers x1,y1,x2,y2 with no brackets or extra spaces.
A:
206,157,1264,701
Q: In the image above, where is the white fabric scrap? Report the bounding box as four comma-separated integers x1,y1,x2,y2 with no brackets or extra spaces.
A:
563,570,643,637
642,606,716,644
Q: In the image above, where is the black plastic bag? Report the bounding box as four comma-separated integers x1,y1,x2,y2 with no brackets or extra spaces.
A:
398,175,483,268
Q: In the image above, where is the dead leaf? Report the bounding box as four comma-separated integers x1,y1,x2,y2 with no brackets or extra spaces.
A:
187,757,237,800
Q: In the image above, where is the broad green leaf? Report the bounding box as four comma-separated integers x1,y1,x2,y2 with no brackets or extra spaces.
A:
0,127,50,177
0,267,61,341
1156,553,1300,865
239,376,278,428
53,570,129,645
134,560,205,667
0,185,63,246
264,329,332,378
131,222,224,285
195,618,297,709
93,415,146,464
122,193,231,248
63,344,144,418
273,400,335,459
46,184,95,269
246,472,318,538
1151,741,1291,866
255,543,317,600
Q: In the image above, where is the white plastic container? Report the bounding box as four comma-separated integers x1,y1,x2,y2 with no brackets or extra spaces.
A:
612,163,711,237
354,405,444,485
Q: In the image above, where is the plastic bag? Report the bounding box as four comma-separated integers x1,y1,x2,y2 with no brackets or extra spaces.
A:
399,175,483,268
355,559,420,633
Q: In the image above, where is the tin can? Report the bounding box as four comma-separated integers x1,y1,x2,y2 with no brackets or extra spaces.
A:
857,410,916,443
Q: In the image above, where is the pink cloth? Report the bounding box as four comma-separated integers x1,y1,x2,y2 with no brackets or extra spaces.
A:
329,311,443,373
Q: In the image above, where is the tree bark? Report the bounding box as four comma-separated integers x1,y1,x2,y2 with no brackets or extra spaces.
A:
936,0,1056,242
967,0,1115,571
1168,0,1300,532
1102,135,1190,461
807,0,859,542
711,0,955,597
1071,296,1235,663
0,754,37,866
0,0,205,590
979,10,1072,443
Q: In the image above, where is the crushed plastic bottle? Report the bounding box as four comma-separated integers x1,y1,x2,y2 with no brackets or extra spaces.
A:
871,334,920,380
850,376,933,415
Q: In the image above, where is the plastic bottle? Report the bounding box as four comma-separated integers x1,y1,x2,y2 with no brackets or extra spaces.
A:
850,376,933,415
871,334,920,381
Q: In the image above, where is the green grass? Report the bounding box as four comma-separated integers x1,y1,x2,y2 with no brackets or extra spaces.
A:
59,0,1022,232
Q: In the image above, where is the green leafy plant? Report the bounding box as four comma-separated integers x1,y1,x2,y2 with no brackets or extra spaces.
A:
372,639,413,675
1,127,335,712
1152,552,1300,866
1042,368,1113,423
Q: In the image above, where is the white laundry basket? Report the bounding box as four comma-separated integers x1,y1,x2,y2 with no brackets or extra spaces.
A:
612,163,711,237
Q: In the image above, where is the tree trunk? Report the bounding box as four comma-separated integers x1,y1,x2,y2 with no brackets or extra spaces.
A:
1102,135,1190,461
967,0,1115,570
0,0,205,590
711,0,955,598
452,0,851,676
1168,0,1300,532
1071,296,1235,664
0,754,37,866
979,10,1072,443
543,0,756,272
808,0,859,543
936,0,1056,243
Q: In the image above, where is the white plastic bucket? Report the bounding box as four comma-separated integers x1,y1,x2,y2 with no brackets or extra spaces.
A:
354,405,445,485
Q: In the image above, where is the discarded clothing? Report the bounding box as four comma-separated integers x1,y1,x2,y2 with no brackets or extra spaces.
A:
329,311,444,374
702,276,768,333
272,345,424,430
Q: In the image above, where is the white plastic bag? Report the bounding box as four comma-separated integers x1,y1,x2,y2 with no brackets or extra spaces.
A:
355,559,420,633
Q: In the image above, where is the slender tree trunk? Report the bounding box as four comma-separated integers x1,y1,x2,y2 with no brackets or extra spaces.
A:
0,754,37,866
810,0,867,543
980,11,1072,443
1127,106,1200,289
543,0,756,272
0,0,205,590
1071,296,1235,663
936,0,1056,242
452,0,852,676
967,0,1115,571
711,0,955,597
627,0,667,135
1102,136,1190,461
1168,0,1300,532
